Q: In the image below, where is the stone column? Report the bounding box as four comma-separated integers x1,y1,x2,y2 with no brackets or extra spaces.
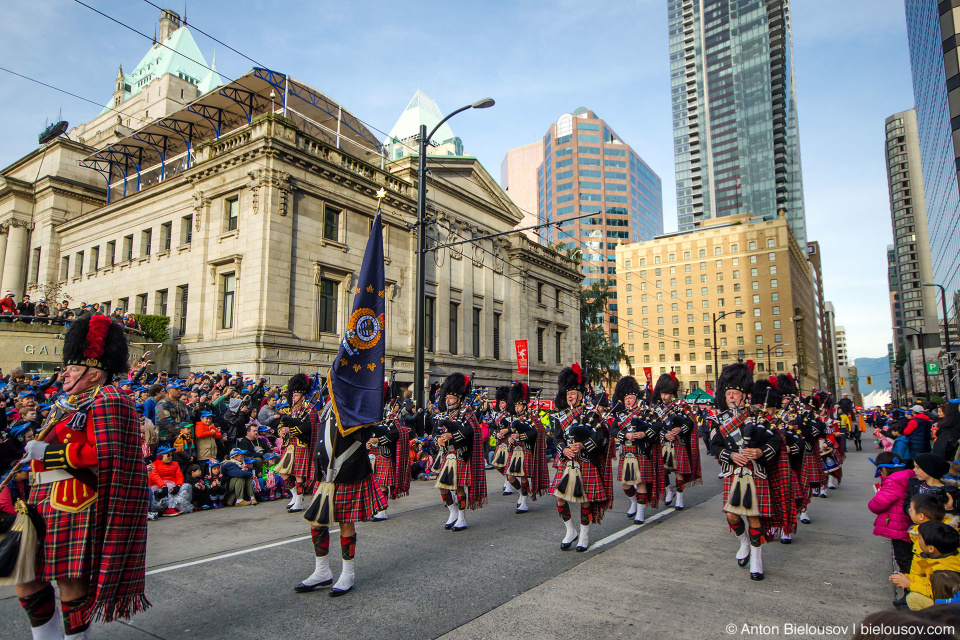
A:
1,223,29,296
0,226,9,290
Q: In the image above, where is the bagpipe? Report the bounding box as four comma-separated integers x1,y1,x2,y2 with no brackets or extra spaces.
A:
275,377,326,477
552,400,621,503
717,402,763,517
617,407,655,484
430,409,466,491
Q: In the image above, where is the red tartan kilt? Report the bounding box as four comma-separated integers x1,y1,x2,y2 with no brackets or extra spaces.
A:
456,456,474,489
672,438,695,477
334,476,388,523
620,446,659,485
722,473,774,519
291,443,313,478
549,457,606,502
799,449,826,488
29,482,95,581
373,453,397,490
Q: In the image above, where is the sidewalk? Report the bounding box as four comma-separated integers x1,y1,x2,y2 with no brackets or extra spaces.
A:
442,449,892,640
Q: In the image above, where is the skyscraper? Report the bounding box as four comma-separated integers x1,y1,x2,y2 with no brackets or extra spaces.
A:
668,0,807,244
534,108,663,344
500,140,544,241
904,0,960,348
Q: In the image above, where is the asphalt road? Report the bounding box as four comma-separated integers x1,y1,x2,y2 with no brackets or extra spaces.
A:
0,450,890,640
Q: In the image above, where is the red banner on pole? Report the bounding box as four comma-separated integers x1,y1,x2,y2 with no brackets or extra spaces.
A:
515,340,529,375
643,367,653,386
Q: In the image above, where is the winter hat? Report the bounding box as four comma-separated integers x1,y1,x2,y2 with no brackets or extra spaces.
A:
653,372,680,399
156,445,174,457
914,453,950,480
229,447,245,459
507,381,530,415
612,375,642,406
555,363,587,410
870,452,907,478
439,372,471,402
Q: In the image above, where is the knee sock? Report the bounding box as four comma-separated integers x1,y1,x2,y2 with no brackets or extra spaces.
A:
637,495,647,505
749,527,763,547
520,481,529,496
580,503,593,526
340,535,357,561
509,478,522,491
457,494,467,511
677,481,685,492
61,596,90,636
18,584,56,628
441,492,454,506
557,502,571,522
623,485,637,497
295,481,304,496
311,526,330,557
729,518,745,537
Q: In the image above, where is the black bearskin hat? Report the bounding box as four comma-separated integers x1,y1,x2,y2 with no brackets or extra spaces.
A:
555,363,587,410
653,372,680,399
776,373,798,397
286,373,311,405
507,382,530,415
751,376,780,408
62,315,128,379
715,360,754,411
612,376,642,406
439,372,471,403
495,385,510,406
815,390,834,410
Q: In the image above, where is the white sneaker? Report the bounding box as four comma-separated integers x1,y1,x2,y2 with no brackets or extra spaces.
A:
626,494,638,517
453,508,468,532
503,480,513,495
828,475,838,489
287,493,304,513
560,519,578,550
800,509,810,524
330,558,355,596
634,503,645,525
576,523,591,552
516,494,529,513
373,509,389,521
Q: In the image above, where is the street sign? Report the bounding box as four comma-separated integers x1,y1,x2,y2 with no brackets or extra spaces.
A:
927,362,940,375
848,377,859,382
838,377,844,386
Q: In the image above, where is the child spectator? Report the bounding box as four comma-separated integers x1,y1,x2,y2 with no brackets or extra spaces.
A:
904,454,958,516
931,570,960,604
148,445,193,516
868,452,915,576
195,411,221,460
222,448,256,507
889,422,912,465
205,459,226,509
890,521,960,610
261,452,285,501
186,463,210,510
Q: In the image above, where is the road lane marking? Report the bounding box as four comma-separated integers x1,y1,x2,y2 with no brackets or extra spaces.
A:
145,530,338,576
588,508,673,551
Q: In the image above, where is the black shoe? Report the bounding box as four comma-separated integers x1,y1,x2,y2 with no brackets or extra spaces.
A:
515,508,528,514
750,572,764,581
576,544,588,552
780,537,792,544
329,585,353,597
453,524,468,532
294,579,332,593
560,541,573,551
444,522,455,530
892,596,907,607
674,506,684,511
738,557,749,568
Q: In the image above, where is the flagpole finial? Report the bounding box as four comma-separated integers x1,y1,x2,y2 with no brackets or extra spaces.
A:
375,187,387,207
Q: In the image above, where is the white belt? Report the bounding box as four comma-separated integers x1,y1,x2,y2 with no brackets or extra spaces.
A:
33,469,73,485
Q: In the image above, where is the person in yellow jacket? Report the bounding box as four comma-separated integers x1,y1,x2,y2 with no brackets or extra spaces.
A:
891,520,960,609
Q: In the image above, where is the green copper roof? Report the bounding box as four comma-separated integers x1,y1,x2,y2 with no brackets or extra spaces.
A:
101,24,221,115
385,91,459,146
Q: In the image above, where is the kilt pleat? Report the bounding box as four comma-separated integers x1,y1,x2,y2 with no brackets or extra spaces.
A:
373,452,397,490
333,476,388,523
29,482,95,581
722,472,774,519
799,448,826,488
291,443,313,478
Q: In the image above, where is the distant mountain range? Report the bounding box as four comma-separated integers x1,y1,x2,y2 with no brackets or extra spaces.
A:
854,356,891,394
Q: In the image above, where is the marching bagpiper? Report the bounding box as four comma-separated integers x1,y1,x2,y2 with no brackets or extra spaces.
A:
550,364,614,552
369,392,411,522
490,385,515,496
653,372,702,511
276,373,319,513
752,376,800,545
707,361,783,581
14,315,149,639
611,376,663,525
500,382,549,514
430,373,488,531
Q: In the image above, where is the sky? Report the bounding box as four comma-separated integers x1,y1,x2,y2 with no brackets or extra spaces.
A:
0,0,916,362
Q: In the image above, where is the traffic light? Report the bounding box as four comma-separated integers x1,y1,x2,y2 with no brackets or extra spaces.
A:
839,377,845,386
866,376,873,385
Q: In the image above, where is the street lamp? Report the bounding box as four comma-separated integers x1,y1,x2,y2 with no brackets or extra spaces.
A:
712,310,744,389
414,97,495,408
923,282,956,398
765,343,790,374
904,326,931,402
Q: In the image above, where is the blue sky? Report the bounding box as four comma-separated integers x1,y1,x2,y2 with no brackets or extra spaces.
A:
0,0,915,362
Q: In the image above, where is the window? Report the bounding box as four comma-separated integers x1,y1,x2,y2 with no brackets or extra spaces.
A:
181,215,193,245
224,196,239,231
106,240,116,266
141,229,152,256
733,270,740,279
773,320,781,329
771,292,779,302
772,306,780,315
751,268,758,277
89,246,99,272
177,285,188,336
30,248,41,284
537,283,543,305
555,288,561,310
493,312,501,360
220,274,235,329
754,309,761,317
160,222,172,251
319,278,337,334
136,293,148,316
537,327,545,361
555,330,562,364
769,265,777,275
123,234,133,261
157,289,168,317
425,296,435,352
748,241,757,250
730,244,738,252
777,361,785,371
770,279,778,288
75,251,84,276
750,255,758,264
768,252,776,261
449,302,459,355
767,238,775,248
754,321,762,331
774,334,783,343
118,297,129,313
752,282,759,290
714,246,722,256
323,206,341,241
736,323,743,331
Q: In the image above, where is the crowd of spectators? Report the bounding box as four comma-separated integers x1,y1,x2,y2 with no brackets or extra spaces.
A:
0,289,142,331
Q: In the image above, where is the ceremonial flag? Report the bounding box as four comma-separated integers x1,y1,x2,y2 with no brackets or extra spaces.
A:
643,367,653,386
327,210,386,436
515,340,529,375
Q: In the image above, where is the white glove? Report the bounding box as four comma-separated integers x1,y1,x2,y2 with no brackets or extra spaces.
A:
24,440,48,461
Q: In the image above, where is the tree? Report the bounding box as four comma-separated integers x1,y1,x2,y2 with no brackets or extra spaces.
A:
26,281,72,305
579,281,629,391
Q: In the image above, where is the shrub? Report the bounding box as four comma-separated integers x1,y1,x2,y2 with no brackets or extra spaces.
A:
135,314,170,343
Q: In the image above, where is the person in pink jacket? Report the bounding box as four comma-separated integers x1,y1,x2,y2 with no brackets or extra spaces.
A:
869,452,915,578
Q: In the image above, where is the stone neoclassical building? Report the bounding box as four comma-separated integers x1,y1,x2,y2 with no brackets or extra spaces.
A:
0,12,581,394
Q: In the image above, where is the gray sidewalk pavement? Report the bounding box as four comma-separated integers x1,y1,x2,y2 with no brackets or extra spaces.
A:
442,448,892,640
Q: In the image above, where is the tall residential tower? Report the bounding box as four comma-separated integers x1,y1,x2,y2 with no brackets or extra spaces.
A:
668,0,807,244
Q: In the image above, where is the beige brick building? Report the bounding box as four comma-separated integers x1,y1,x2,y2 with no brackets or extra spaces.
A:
0,17,581,392
615,213,821,393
